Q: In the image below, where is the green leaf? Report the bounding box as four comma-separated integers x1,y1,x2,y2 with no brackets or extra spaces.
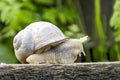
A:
1,6,10,23
43,8,57,24
68,24,80,32
114,30,120,42
64,31,74,37
110,0,120,42
58,13,66,24
114,0,120,11
110,12,120,29
76,33,83,38
22,0,36,11
64,7,77,23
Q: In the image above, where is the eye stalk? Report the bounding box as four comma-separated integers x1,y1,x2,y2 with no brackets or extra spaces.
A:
80,36,88,43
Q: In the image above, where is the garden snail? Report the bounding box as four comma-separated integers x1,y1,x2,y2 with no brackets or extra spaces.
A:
13,21,88,64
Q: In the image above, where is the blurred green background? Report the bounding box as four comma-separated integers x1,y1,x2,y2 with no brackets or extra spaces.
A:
0,0,119,63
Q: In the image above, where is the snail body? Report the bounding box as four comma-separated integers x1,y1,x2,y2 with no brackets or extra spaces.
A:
26,38,87,64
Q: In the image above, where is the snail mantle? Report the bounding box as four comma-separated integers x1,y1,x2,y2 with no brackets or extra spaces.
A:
0,62,120,80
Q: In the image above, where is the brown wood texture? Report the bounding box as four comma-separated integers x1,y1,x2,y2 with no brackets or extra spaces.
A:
0,62,120,80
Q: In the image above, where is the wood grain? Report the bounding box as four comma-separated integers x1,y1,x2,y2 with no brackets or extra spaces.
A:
0,62,120,80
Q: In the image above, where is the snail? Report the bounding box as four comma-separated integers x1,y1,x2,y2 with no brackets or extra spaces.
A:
13,21,88,64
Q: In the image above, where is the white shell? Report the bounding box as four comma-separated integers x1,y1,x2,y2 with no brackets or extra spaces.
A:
25,22,67,52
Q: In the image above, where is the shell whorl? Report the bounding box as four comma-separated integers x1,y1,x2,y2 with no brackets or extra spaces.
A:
13,29,34,63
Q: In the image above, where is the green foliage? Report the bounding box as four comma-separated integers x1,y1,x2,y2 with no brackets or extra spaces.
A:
110,0,120,42
0,0,118,63
64,24,83,38
110,0,120,61
0,0,83,63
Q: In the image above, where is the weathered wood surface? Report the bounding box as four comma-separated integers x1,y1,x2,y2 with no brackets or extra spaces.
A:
0,62,120,80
